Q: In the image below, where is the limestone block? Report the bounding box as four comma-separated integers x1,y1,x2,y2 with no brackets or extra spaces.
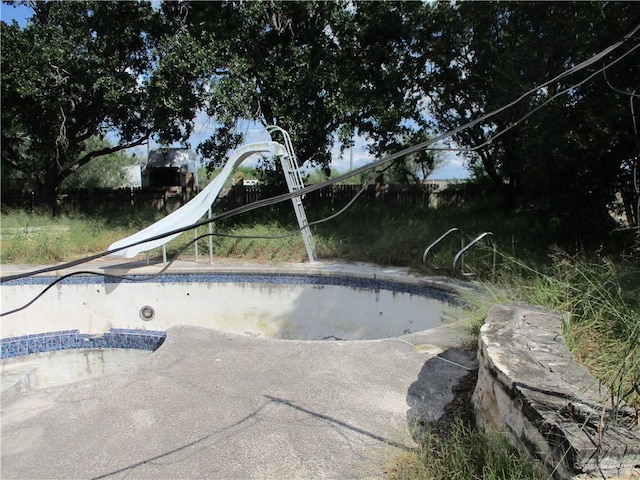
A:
473,303,640,479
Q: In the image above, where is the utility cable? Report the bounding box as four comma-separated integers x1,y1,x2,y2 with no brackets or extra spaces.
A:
2,22,638,285
1,227,222,317
0,188,366,317
0,164,383,284
0,165,388,316
603,65,640,98
422,42,640,155
190,31,640,225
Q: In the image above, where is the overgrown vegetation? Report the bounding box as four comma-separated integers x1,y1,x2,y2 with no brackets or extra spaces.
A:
0,206,161,263
1,203,638,479
387,419,548,480
464,250,640,412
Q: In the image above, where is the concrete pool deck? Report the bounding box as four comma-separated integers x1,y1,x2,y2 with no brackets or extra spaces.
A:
1,260,477,479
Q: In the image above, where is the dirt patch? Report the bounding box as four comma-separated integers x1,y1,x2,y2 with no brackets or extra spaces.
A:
407,348,479,443
430,366,479,435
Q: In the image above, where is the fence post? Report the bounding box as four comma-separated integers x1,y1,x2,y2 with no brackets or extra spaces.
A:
208,206,214,264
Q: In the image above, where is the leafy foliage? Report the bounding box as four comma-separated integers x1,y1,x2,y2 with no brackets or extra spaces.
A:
60,137,139,189
419,2,640,236
154,1,431,176
1,1,155,213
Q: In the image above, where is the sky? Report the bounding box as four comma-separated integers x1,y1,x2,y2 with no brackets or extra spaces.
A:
1,2,470,180
184,116,469,180
0,2,29,25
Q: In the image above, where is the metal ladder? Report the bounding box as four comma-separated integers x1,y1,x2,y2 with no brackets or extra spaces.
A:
267,126,317,262
423,228,496,278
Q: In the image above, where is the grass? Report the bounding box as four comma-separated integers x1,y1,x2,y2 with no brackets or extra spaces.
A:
387,419,548,480
0,206,160,263
464,250,640,412
0,200,556,266
386,368,550,480
1,201,638,479
165,219,311,263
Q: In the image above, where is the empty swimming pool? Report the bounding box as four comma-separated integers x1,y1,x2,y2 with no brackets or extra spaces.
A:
1,263,465,359
1,262,478,479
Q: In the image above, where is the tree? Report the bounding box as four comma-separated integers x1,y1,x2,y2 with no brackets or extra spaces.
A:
153,1,430,180
1,1,156,214
417,2,640,236
60,137,138,189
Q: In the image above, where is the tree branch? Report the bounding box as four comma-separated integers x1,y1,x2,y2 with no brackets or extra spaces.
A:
60,135,149,181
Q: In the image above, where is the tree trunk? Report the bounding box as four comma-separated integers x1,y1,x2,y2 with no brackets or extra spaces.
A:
35,181,60,217
478,148,501,186
42,161,62,216
503,173,519,211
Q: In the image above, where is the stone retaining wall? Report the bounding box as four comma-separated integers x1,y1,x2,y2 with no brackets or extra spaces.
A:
472,303,640,479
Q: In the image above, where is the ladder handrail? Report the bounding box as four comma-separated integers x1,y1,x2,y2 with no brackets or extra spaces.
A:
266,125,317,262
453,232,497,277
267,126,296,170
422,227,465,273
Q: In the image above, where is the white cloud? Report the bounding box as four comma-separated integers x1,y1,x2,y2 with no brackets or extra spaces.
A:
329,135,374,172
190,111,218,145
429,151,470,180
328,135,470,180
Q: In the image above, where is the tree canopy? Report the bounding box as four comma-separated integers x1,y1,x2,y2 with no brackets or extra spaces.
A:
2,0,639,241
151,1,431,172
1,1,158,213
59,137,139,190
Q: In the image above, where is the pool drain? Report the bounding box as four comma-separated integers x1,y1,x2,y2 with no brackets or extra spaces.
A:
139,305,155,321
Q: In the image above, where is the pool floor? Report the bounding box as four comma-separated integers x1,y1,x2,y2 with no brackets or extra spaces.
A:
1,323,477,479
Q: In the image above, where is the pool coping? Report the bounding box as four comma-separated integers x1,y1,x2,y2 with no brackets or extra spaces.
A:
0,258,471,293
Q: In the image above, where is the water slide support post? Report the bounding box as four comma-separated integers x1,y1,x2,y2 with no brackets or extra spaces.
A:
208,207,214,264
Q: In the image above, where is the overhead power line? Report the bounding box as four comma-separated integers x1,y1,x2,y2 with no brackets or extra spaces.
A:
2,22,639,287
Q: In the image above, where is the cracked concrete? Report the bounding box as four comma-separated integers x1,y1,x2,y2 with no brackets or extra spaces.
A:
1,260,477,480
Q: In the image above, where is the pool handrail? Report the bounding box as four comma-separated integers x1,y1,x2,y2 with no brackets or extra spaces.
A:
422,227,466,274
453,231,497,278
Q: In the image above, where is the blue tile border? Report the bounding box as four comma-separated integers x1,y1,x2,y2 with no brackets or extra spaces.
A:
1,329,166,359
2,273,459,304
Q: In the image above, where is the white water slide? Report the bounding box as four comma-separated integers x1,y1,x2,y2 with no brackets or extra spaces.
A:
108,128,316,262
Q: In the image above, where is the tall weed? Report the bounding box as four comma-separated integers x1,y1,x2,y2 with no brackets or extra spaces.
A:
0,230,70,264
0,210,137,263
386,419,547,480
467,250,640,410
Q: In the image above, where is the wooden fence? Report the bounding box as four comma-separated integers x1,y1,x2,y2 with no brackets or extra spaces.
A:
1,183,475,213
249,184,432,209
